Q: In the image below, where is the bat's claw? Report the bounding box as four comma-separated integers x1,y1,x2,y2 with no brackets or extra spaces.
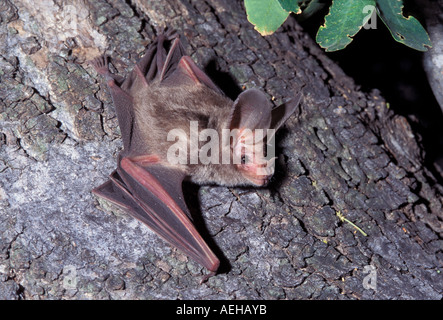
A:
90,56,123,85
164,28,178,41
155,26,178,41
90,56,110,76
200,271,217,284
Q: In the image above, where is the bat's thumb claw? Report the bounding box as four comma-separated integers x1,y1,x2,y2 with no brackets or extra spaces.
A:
199,271,217,284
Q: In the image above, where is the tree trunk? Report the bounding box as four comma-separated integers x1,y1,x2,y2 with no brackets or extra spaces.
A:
0,0,442,299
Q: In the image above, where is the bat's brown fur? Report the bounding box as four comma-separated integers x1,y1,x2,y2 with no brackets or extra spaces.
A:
133,79,260,186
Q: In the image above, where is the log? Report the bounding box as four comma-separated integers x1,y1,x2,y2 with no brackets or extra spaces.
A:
0,0,442,299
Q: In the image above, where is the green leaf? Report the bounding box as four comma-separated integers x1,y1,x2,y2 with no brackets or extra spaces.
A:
244,0,289,36
316,0,376,52
278,0,301,13
376,0,432,51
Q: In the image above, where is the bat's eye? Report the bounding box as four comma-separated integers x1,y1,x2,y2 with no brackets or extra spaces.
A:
241,155,248,164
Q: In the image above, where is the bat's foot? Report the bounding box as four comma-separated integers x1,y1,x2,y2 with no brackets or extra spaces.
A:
90,56,124,85
164,28,178,41
90,56,109,76
155,26,178,41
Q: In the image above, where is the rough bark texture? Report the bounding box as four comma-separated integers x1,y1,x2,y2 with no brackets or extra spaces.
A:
0,0,442,299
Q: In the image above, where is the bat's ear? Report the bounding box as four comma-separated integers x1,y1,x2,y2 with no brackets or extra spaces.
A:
268,92,302,139
228,89,272,131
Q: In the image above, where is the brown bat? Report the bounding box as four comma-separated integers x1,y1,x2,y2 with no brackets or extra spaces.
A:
91,29,301,278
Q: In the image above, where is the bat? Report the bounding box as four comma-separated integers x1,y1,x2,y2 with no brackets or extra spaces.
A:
91,29,302,280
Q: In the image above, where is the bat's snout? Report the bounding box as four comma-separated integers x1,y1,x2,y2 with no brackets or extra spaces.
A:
239,157,276,186
244,172,274,186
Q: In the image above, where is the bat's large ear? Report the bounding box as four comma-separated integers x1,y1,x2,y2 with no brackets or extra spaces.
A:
228,89,272,131
268,92,302,139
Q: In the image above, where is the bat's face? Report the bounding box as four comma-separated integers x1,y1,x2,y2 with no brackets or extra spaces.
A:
232,129,275,186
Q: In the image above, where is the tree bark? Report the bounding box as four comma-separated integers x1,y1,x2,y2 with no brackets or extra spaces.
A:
0,0,442,299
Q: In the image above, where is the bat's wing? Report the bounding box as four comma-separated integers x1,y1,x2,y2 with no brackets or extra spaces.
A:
161,55,223,94
129,30,223,93
93,155,220,274
90,56,135,151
